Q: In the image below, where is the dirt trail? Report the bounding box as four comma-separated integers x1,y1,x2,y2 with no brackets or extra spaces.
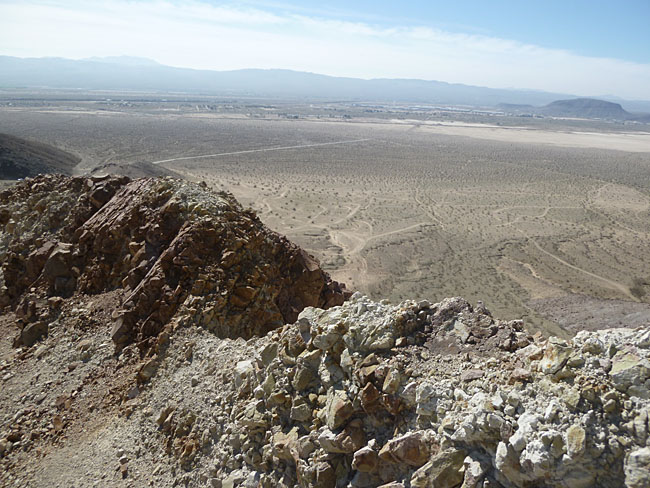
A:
414,188,446,229
517,228,638,302
151,139,371,165
329,228,369,289
365,222,428,242
259,187,290,215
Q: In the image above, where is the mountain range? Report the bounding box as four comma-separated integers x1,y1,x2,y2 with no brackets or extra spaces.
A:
2,55,650,114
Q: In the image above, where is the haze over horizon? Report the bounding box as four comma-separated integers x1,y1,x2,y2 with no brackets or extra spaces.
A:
1,0,650,100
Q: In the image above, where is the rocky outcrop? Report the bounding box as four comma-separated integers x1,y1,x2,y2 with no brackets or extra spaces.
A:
0,175,349,349
0,174,129,305
186,294,649,487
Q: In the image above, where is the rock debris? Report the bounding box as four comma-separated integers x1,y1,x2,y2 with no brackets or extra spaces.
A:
0,175,648,487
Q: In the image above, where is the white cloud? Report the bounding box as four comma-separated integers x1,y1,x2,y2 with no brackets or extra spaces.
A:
1,0,649,99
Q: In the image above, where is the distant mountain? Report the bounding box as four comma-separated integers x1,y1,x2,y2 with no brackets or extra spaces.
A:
539,98,631,119
0,56,649,113
0,55,575,107
0,133,79,179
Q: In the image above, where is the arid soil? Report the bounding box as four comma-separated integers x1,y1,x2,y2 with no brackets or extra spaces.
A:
529,294,650,334
388,120,650,153
1,99,649,340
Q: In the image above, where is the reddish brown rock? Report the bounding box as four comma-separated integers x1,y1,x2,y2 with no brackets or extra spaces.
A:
0,174,128,304
461,369,485,382
360,382,382,413
509,368,533,384
378,432,435,468
0,175,350,350
353,446,379,472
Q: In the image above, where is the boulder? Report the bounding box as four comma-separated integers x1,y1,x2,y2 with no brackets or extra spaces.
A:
352,446,379,473
540,337,573,375
410,449,466,488
16,320,48,347
325,389,354,430
624,447,650,488
566,425,586,458
379,432,434,468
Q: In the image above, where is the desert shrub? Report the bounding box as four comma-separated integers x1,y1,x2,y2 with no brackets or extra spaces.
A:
630,277,647,299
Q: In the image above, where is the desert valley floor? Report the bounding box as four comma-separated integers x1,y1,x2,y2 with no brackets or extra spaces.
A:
2,99,650,337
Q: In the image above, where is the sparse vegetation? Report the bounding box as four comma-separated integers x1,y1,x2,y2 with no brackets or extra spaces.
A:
630,277,648,299
1,94,650,336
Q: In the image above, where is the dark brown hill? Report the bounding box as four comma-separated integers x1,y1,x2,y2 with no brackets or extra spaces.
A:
0,134,79,179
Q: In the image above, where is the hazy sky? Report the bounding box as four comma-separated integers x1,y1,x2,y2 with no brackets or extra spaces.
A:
2,0,650,99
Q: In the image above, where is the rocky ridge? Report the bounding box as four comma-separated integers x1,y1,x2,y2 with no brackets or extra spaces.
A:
148,294,647,488
1,174,348,348
0,175,648,487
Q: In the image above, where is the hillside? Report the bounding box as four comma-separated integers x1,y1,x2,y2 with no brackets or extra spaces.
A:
0,133,79,179
0,175,648,487
88,160,184,179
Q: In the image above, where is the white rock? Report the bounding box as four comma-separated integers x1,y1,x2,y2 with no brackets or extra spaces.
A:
509,430,526,452
495,441,509,471
625,447,650,488
416,383,438,416
517,413,540,434
544,401,561,423
519,439,551,477
234,361,254,388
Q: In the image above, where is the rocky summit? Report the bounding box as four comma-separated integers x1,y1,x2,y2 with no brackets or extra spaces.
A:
1,174,348,347
0,176,649,487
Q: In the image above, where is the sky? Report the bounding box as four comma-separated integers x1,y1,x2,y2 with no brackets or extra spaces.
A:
1,0,650,100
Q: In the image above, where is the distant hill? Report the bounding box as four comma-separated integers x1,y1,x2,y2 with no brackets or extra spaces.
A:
0,133,79,179
497,98,650,122
539,98,631,120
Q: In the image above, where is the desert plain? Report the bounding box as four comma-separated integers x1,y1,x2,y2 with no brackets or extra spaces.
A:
2,94,650,337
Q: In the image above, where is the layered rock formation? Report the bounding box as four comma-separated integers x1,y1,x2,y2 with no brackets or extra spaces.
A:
0,174,349,350
0,175,648,488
